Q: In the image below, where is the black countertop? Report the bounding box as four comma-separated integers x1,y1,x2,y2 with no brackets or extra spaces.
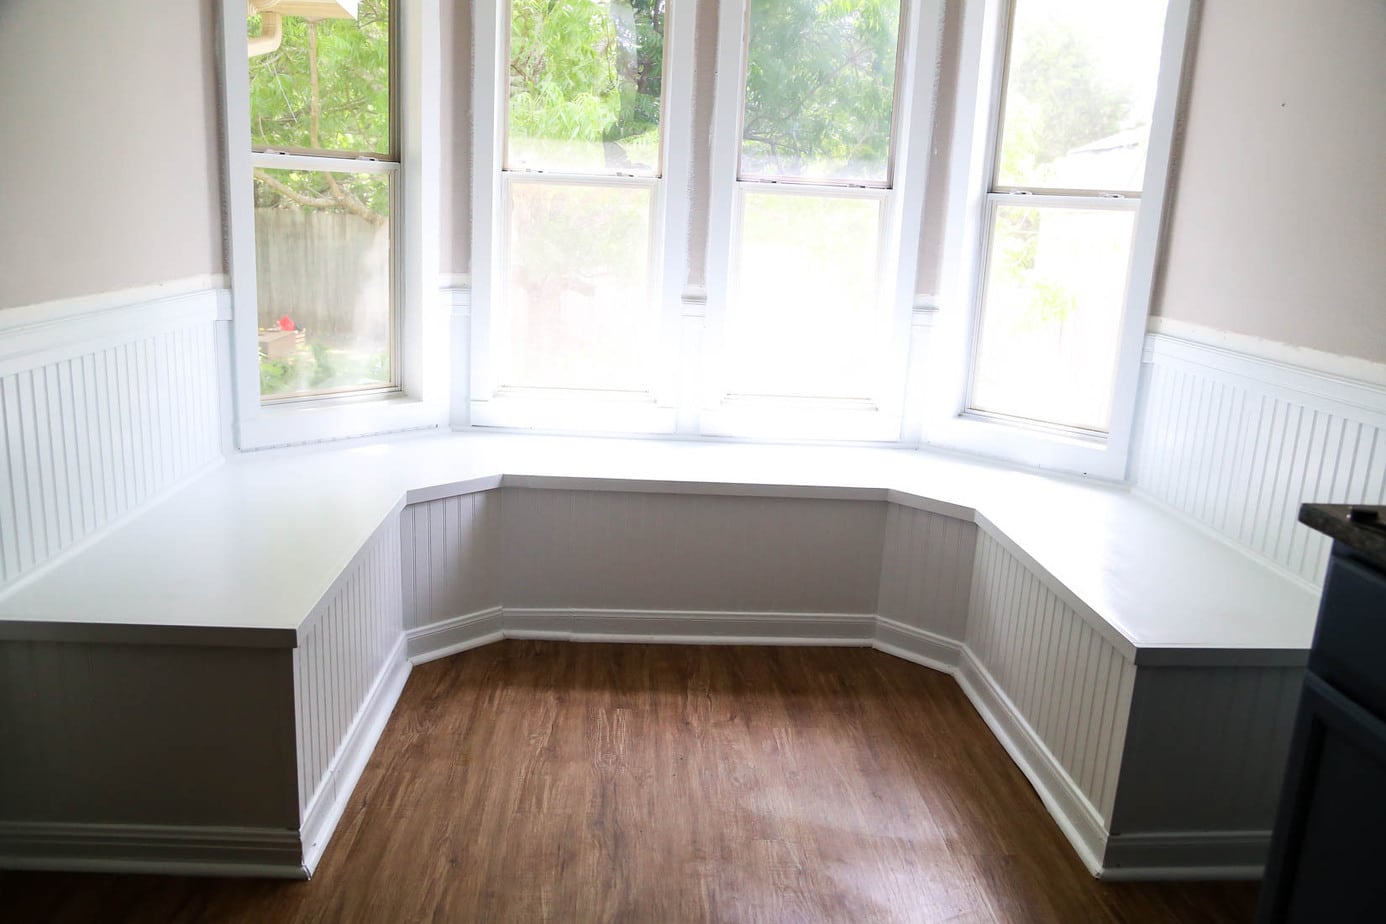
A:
1300,504,1386,572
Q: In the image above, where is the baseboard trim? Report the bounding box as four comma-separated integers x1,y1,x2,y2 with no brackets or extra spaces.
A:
503,608,877,647
1099,830,1269,880
406,607,505,664
955,648,1110,877
872,617,963,673
0,822,305,879
300,634,412,876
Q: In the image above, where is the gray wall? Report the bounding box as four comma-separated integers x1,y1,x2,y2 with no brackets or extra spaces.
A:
0,0,224,309
1153,0,1386,363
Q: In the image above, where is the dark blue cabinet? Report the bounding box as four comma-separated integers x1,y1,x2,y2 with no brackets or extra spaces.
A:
1258,539,1386,923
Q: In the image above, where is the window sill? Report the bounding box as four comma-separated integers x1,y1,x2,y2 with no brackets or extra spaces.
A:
238,391,446,450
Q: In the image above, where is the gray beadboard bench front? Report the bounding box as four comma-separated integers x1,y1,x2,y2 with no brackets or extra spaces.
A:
0,432,1318,880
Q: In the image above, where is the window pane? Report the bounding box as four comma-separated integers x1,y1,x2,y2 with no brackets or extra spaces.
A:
253,169,393,398
507,0,665,175
970,205,1134,432
726,193,881,398
503,181,654,391
247,0,391,156
995,0,1167,191
741,0,901,183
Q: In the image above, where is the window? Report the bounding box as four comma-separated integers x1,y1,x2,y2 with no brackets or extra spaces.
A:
470,0,690,431
928,0,1189,476
223,0,444,448
703,0,932,440
246,0,398,402
968,0,1167,434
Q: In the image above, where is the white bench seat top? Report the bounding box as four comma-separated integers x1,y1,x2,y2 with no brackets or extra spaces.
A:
0,432,1319,662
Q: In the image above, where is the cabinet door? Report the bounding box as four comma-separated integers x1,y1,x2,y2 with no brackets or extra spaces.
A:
1258,673,1386,923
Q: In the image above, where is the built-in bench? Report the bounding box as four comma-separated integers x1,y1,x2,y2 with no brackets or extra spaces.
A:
0,431,1319,881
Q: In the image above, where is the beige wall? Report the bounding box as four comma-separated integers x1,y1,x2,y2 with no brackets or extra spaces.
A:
0,0,225,310
1154,0,1386,363
440,0,472,277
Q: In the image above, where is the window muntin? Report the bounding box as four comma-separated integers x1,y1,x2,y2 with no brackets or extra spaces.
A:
967,0,1168,434
247,0,398,403
495,0,668,396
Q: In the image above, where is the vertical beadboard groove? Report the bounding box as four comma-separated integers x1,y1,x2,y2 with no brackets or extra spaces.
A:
1137,333,1386,585
876,504,977,642
966,530,1133,825
293,516,404,818
1113,663,1303,833
0,294,223,591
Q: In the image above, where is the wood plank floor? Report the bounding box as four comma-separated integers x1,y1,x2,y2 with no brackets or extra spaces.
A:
3,642,1260,922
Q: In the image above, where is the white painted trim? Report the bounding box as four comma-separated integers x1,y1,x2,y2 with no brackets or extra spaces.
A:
1145,329,1386,425
299,634,411,876
0,275,228,330
0,822,306,879
872,617,963,674
1147,317,1386,387
955,646,1110,876
0,285,223,376
406,606,505,663
503,608,877,647
1100,830,1269,881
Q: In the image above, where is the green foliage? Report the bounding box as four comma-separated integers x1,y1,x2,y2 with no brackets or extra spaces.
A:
248,2,390,221
998,17,1131,185
742,0,900,179
508,0,665,170
248,1,390,154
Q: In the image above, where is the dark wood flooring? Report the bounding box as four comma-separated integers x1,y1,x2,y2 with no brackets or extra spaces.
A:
2,642,1260,922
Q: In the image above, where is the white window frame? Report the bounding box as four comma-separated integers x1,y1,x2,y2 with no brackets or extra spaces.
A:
468,0,695,434
699,0,943,443
923,0,1195,479
220,0,446,450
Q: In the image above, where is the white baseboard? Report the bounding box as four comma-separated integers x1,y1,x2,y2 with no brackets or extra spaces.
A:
299,634,412,876
406,607,505,664
503,608,877,647
0,822,305,879
872,617,963,673
1099,830,1269,880
955,648,1110,877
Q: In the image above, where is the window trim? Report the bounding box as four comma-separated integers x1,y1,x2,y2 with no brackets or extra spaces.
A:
923,0,1196,479
700,0,943,443
220,0,446,450
469,0,695,433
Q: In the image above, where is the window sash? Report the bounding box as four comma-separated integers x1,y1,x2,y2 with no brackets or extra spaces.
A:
491,172,663,397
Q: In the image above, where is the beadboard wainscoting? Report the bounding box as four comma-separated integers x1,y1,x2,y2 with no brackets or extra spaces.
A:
0,279,226,592
1134,324,1386,586
394,475,1303,878
960,529,1136,872
0,514,411,878
296,514,411,874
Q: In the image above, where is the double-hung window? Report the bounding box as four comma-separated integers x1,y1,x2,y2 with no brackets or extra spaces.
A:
223,0,443,449
704,0,932,441
933,0,1190,476
471,0,692,432
247,0,399,402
